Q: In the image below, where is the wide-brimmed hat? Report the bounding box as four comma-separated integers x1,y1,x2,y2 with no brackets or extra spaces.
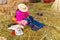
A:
18,3,28,12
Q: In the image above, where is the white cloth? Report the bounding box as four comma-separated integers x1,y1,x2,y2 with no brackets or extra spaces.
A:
8,25,24,35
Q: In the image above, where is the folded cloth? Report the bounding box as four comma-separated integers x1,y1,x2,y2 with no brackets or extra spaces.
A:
30,20,45,31
8,25,24,35
24,16,45,31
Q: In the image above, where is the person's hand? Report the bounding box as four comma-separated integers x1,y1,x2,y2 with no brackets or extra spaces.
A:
21,20,28,25
16,20,28,26
17,21,21,24
16,21,22,25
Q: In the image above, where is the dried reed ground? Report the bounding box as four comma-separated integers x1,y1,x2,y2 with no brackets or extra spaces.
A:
0,3,60,40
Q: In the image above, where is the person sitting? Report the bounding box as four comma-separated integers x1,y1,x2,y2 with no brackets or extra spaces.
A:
13,3,30,26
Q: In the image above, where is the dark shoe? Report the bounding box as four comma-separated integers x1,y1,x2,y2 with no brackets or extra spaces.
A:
37,13,43,16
